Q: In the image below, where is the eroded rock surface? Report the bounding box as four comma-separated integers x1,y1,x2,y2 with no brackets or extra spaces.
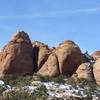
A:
93,58,100,85
76,63,88,79
92,51,100,60
55,40,83,76
38,53,60,77
0,31,34,77
32,41,50,71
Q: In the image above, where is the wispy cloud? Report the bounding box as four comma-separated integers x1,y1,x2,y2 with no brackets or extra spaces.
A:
54,7,100,14
0,7,100,19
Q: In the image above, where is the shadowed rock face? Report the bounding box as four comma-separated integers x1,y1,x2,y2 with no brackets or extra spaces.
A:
32,41,50,71
0,31,34,77
55,40,83,76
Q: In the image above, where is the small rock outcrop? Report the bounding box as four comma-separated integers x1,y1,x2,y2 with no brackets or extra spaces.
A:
76,63,88,79
92,51,100,60
93,58,100,85
38,53,60,77
76,60,100,85
32,41,50,71
0,31,34,77
55,40,83,76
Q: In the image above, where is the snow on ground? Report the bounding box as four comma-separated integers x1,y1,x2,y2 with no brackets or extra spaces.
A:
0,80,5,86
0,80,100,99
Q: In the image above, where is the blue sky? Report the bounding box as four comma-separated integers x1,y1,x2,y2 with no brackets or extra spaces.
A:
0,0,100,53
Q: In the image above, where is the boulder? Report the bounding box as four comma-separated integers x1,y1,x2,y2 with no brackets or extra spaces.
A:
76,59,100,85
92,51,100,60
76,63,88,79
37,53,60,77
93,58,100,85
32,41,50,71
55,40,84,76
0,31,34,77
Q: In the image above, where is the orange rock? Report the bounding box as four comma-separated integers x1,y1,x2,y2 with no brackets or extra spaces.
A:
0,31,34,77
37,53,60,77
76,60,100,85
32,41,50,71
76,63,88,79
55,40,83,76
93,58,100,85
92,51,100,60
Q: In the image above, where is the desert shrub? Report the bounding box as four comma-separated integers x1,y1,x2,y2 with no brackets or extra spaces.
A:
52,75,65,84
87,82,97,92
2,75,33,87
64,77,77,87
33,84,48,100
4,84,48,100
37,75,51,82
4,90,34,100
76,78,97,91
37,84,47,93
76,78,88,85
0,86,5,94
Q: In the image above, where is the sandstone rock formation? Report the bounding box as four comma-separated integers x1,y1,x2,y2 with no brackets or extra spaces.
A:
38,40,84,77
55,40,83,76
32,41,50,71
0,31,34,77
76,63,88,79
0,30,99,80
92,51,100,60
93,58,100,85
0,48,2,57
76,59,100,85
0,51,1,58
38,53,60,77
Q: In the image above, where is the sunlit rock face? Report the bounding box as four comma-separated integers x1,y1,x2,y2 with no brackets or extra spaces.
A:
93,58,100,85
37,52,60,77
0,31,34,77
76,63,88,79
55,40,84,76
38,40,84,77
92,51,100,60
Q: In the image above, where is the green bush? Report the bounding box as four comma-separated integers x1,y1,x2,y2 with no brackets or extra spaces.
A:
0,86,5,94
4,90,34,100
4,84,48,100
52,75,65,84
37,75,51,82
33,84,48,100
65,77,76,86
2,76,34,87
